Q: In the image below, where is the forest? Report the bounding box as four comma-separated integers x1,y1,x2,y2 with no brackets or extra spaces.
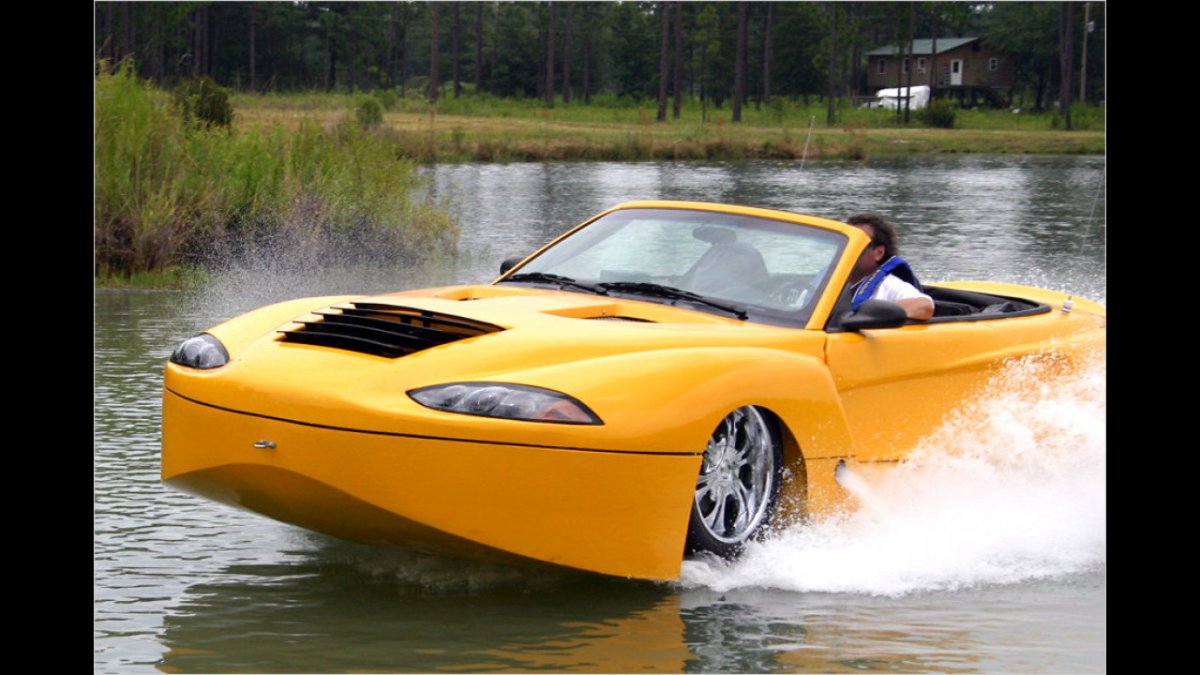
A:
95,2,1105,115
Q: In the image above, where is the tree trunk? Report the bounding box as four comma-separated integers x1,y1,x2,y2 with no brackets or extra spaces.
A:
146,5,164,82
452,2,461,98
733,1,747,122
323,10,333,91
212,4,222,81
103,2,115,62
672,1,683,119
1037,66,1050,111
904,1,914,124
894,20,903,124
848,2,861,99
762,2,773,105
122,1,134,63
475,2,484,94
249,5,257,92
346,10,358,92
545,2,556,108
430,2,440,102
826,3,838,126
201,5,210,77
930,11,939,94
1059,1,1074,129
1079,2,1089,103
582,7,591,104
385,4,395,88
562,2,573,103
399,4,409,96
657,1,669,121
202,5,210,77
489,3,498,96
192,5,205,77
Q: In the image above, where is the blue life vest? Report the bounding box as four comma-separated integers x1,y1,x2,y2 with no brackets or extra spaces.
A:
851,256,921,311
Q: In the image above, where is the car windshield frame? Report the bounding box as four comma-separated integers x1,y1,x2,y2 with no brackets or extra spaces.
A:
497,207,850,328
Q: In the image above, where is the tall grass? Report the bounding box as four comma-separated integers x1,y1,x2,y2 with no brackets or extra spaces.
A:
95,61,457,278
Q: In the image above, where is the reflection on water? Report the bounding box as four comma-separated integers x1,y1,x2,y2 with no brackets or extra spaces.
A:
95,157,1104,674
158,543,686,673
153,538,1103,674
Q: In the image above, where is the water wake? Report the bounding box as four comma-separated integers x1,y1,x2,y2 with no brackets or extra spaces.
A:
681,353,1106,596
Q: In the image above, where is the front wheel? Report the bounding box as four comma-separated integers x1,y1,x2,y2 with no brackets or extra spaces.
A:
685,406,784,558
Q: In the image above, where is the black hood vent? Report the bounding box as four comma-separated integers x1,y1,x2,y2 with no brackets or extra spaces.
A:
588,315,654,322
278,302,504,358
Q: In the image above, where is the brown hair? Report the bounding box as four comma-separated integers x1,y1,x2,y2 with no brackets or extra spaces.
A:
846,212,898,261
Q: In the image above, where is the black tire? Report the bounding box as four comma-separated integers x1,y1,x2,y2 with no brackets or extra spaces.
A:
685,406,784,558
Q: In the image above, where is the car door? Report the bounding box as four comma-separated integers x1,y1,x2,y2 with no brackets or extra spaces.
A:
824,319,1007,463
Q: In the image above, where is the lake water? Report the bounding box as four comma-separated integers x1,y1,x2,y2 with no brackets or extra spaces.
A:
94,156,1105,673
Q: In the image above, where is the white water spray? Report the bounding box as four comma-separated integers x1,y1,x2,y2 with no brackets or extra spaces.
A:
681,352,1106,596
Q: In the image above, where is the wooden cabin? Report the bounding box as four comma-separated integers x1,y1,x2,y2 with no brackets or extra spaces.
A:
865,37,1015,107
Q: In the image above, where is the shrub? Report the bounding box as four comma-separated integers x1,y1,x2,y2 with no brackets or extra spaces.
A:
767,96,788,123
1068,103,1104,131
921,98,956,129
174,76,233,128
376,89,399,110
356,96,384,127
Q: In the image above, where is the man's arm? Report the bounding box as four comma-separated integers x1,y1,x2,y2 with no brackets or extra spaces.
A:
897,296,934,321
876,275,935,321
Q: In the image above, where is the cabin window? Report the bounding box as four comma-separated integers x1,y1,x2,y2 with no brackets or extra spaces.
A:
902,58,910,74
988,57,1000,71
917,57,927,73
877,59,886,75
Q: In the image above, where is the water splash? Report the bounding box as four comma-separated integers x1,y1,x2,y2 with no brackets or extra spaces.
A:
681,352,1106,596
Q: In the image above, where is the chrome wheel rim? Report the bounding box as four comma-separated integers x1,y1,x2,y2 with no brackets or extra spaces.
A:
694,406,776,545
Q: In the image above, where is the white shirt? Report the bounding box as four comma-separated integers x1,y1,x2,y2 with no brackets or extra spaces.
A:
872,274,933,304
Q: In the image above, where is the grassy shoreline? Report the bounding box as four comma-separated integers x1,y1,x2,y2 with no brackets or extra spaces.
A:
238,111,1105,162
234,92,1105,161
96,84,1103,289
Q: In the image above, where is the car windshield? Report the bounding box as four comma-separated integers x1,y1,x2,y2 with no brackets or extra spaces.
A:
502,207,848,326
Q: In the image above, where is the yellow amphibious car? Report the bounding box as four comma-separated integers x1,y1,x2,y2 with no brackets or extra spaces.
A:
162,201,1106,581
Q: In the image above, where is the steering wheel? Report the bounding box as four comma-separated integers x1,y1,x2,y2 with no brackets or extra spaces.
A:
766,278,813,308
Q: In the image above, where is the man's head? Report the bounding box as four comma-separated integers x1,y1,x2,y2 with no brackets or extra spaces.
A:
846,212,899,283
846,212,898,259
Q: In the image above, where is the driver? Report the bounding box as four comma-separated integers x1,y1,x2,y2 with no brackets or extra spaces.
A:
845,212,934,321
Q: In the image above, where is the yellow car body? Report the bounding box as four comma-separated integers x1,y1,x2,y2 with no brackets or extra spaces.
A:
162,201,1106,580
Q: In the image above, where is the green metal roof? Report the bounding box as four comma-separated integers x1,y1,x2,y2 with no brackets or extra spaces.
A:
865,37,979,57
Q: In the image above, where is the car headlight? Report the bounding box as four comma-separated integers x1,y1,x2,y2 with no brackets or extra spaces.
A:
408,383,602,425
170,333,230,369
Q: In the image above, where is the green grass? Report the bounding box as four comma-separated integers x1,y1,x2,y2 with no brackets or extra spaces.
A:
233,89,1105,133
231,89,1104,163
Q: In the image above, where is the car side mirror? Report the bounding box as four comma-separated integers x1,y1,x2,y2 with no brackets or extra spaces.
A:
841,299,908,331
499,255,526,275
